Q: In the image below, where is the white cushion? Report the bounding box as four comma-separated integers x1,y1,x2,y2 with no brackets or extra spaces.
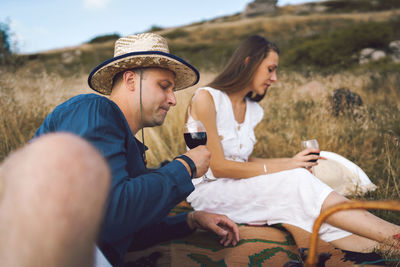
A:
313,151,377,196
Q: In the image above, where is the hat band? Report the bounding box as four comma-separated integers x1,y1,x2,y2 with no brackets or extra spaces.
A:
88,50,199,87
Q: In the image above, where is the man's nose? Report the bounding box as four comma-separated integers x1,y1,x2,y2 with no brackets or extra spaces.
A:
167,90,177,106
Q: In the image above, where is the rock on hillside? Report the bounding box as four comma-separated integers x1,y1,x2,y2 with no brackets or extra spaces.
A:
242,0,277,18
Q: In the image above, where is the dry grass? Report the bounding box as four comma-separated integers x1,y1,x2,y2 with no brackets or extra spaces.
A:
1,69,398,182
0,69,91,159
1,66,400,263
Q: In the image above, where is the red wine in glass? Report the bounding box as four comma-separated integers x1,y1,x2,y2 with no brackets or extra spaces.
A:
184,120,215,182
184,132,207,149
307,152,320,162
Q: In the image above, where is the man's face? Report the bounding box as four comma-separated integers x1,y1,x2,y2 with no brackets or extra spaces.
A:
139,68,177,127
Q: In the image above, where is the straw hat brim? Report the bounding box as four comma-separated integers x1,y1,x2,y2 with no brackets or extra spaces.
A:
88,51,200,95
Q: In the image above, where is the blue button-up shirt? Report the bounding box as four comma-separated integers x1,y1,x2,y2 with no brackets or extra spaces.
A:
34,94,195,266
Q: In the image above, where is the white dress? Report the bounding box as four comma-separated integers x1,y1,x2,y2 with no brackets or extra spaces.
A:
186,87,352,242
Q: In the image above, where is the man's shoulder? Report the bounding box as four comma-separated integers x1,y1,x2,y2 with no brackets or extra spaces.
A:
46,93,126,129
54,94,119,114
61,93,111,107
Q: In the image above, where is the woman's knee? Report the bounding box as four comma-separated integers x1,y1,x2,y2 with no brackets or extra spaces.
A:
321,191,349,212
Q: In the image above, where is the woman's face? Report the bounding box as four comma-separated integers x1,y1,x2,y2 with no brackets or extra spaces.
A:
249,51,279,96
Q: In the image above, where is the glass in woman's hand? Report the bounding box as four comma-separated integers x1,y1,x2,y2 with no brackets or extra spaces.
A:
301,139,320,172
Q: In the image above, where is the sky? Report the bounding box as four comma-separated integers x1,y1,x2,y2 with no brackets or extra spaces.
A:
1,0,325,54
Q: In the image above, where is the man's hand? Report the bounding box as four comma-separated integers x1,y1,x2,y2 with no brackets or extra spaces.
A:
183,146,211,178
186,210,239,247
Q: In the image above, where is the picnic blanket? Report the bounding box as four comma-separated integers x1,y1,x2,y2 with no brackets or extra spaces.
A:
124,202,386,266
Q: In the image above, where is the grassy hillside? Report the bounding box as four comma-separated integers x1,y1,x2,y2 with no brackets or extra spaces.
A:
12,0,400,75
1,0,400,248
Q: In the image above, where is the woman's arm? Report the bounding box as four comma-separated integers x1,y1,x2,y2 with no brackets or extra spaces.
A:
191,90,320,179
248,148,320,174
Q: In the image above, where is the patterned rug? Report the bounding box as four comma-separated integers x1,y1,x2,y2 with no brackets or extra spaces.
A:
124,202,389,266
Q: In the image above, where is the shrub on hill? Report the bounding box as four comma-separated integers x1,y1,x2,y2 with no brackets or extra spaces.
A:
0,19,26,68
87,33,120,44
148,25,164,32
282,19,398,70
0,20,12,65
323,0,400,13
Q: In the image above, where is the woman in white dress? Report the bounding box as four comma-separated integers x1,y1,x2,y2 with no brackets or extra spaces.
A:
186,35,400,252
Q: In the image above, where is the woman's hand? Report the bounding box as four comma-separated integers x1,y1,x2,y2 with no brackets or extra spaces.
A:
291,148,321,170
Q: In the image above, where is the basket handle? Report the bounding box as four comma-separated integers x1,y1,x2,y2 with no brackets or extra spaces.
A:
305,200,400,266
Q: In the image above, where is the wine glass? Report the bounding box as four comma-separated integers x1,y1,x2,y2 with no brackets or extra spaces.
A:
184,120,215,182
301,139,320,173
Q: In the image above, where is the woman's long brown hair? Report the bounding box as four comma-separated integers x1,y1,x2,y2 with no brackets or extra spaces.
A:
208,35,280,102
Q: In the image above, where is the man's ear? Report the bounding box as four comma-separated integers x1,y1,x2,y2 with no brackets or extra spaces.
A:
123,70,136,92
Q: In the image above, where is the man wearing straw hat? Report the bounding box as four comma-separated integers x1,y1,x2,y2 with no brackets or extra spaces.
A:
33,33,239,266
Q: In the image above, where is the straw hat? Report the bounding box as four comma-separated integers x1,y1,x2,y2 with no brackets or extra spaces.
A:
88,33,199,95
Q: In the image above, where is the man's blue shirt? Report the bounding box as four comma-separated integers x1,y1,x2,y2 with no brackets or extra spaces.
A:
34,93,195,266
